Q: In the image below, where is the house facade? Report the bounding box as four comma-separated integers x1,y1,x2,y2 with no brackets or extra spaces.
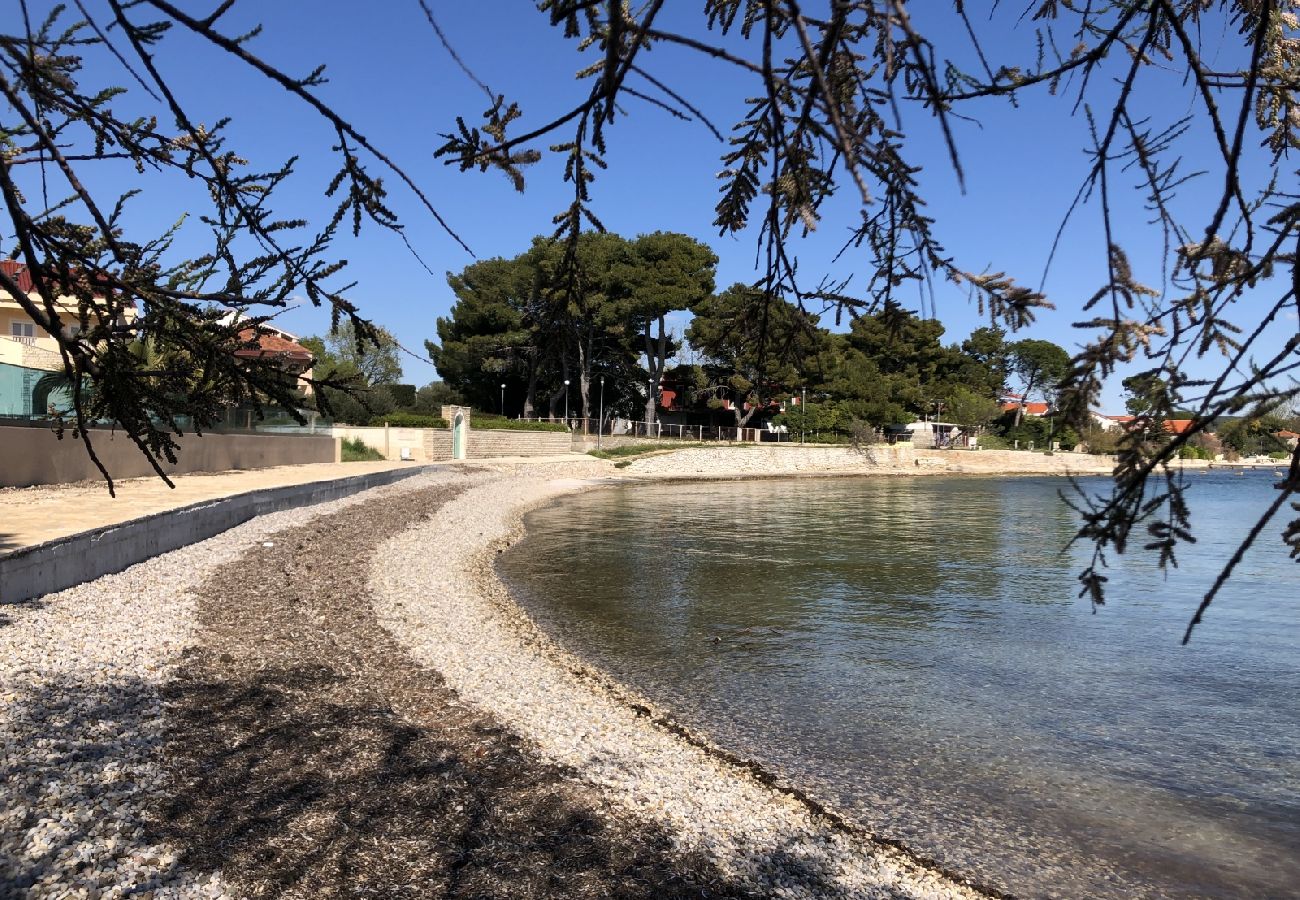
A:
232,323,315,397
0,260,136,417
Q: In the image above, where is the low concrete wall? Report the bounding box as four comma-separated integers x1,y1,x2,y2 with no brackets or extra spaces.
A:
469,429,572,458
0,425,337,488
331,425,451,462
0,465,433,604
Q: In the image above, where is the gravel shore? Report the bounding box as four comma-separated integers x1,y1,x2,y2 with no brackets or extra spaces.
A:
1,472,447,898
370,468,995,900
5,457,1005,899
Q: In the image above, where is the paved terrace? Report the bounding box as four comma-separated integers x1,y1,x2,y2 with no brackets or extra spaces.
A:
0,457,595,555
0,460,418,554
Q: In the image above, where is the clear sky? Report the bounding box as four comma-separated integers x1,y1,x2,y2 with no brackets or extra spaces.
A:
30,2,1296,412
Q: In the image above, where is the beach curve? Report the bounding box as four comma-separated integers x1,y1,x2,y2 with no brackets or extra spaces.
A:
369,462,1004,900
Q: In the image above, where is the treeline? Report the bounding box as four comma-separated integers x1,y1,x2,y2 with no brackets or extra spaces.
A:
428,232,1076,435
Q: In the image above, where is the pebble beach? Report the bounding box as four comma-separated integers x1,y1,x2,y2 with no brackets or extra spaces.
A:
1,455,1022,898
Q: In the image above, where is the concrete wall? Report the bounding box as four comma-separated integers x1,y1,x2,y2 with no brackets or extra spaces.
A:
0,425,336,488
1,464,432,604
331,425,450,462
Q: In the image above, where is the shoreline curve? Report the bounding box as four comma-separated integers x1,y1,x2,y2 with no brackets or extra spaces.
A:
369,462,1010,900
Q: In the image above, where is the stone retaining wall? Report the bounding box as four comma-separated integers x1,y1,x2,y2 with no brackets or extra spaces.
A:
622,444,1118,478
469,429,572,458
331,424,571,460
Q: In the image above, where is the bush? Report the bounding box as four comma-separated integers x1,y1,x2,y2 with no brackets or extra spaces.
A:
1179,446,1212,460
340,437,383,461
367,412,449,428
1269,450,1291,460
977,433,1010,450
472,415,570,433
388,383,417,408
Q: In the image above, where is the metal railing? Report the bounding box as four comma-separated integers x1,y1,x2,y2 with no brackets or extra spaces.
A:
514,416,881,444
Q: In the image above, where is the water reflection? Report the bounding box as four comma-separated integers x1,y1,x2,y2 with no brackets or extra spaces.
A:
499,474,1300,899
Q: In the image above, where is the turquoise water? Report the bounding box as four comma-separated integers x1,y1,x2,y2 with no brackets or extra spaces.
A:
498,472,1300,898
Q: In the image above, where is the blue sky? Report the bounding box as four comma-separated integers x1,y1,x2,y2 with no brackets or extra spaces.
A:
23,2,1297,411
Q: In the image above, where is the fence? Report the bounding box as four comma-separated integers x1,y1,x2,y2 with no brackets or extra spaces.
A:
516,416,761,442
518,416,890,446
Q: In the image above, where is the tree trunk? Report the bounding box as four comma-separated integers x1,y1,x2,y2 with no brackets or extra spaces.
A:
523,354,537,419
546,355,570,421
577,331,592,433
1015,370,1038,427
643,314,669,427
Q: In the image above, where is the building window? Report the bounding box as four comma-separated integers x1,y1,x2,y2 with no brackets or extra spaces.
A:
10,320,35,345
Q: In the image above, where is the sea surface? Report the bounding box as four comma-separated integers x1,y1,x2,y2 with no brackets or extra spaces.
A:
498,470,1300,899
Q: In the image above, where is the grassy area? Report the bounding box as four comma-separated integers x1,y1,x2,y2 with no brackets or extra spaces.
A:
341,437,384,462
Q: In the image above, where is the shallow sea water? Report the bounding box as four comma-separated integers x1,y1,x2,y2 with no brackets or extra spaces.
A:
498,470,1300,899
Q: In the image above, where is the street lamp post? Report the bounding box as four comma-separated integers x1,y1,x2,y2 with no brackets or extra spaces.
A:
598,376,605,449
500,383,506,416
564,379,570,426
801,386,807,444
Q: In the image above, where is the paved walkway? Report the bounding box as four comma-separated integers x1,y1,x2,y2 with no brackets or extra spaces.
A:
0,461,421,554
0,456,596,555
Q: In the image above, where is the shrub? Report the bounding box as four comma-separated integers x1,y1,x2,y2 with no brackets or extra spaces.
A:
388,383,417,408
472,415,570,433
977,433,1010,450
368,412,449,428
341,437,383,461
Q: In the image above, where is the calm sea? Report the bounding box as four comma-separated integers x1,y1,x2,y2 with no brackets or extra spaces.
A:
498,471,1300,899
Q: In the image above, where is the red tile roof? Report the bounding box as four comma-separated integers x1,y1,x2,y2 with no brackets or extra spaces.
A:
1163,419,1196,435
0,259,34,293
1277,430,1300,440
0,258,112,299
1001,400,1050,416
234,326,313,362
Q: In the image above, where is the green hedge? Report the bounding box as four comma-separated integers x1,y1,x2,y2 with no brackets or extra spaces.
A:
363,411,569,432
472,415,570,433
368,412,449,428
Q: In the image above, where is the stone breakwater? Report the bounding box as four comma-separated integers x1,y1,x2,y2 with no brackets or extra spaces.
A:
369,471,993,900
620,444,1118,479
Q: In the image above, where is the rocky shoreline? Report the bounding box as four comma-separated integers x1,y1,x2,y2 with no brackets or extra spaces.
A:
369,464,996,900
4,455,1073,899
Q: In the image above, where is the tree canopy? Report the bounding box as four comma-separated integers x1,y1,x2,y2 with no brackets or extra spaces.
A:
430,231,715,424
4,1,1298,636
